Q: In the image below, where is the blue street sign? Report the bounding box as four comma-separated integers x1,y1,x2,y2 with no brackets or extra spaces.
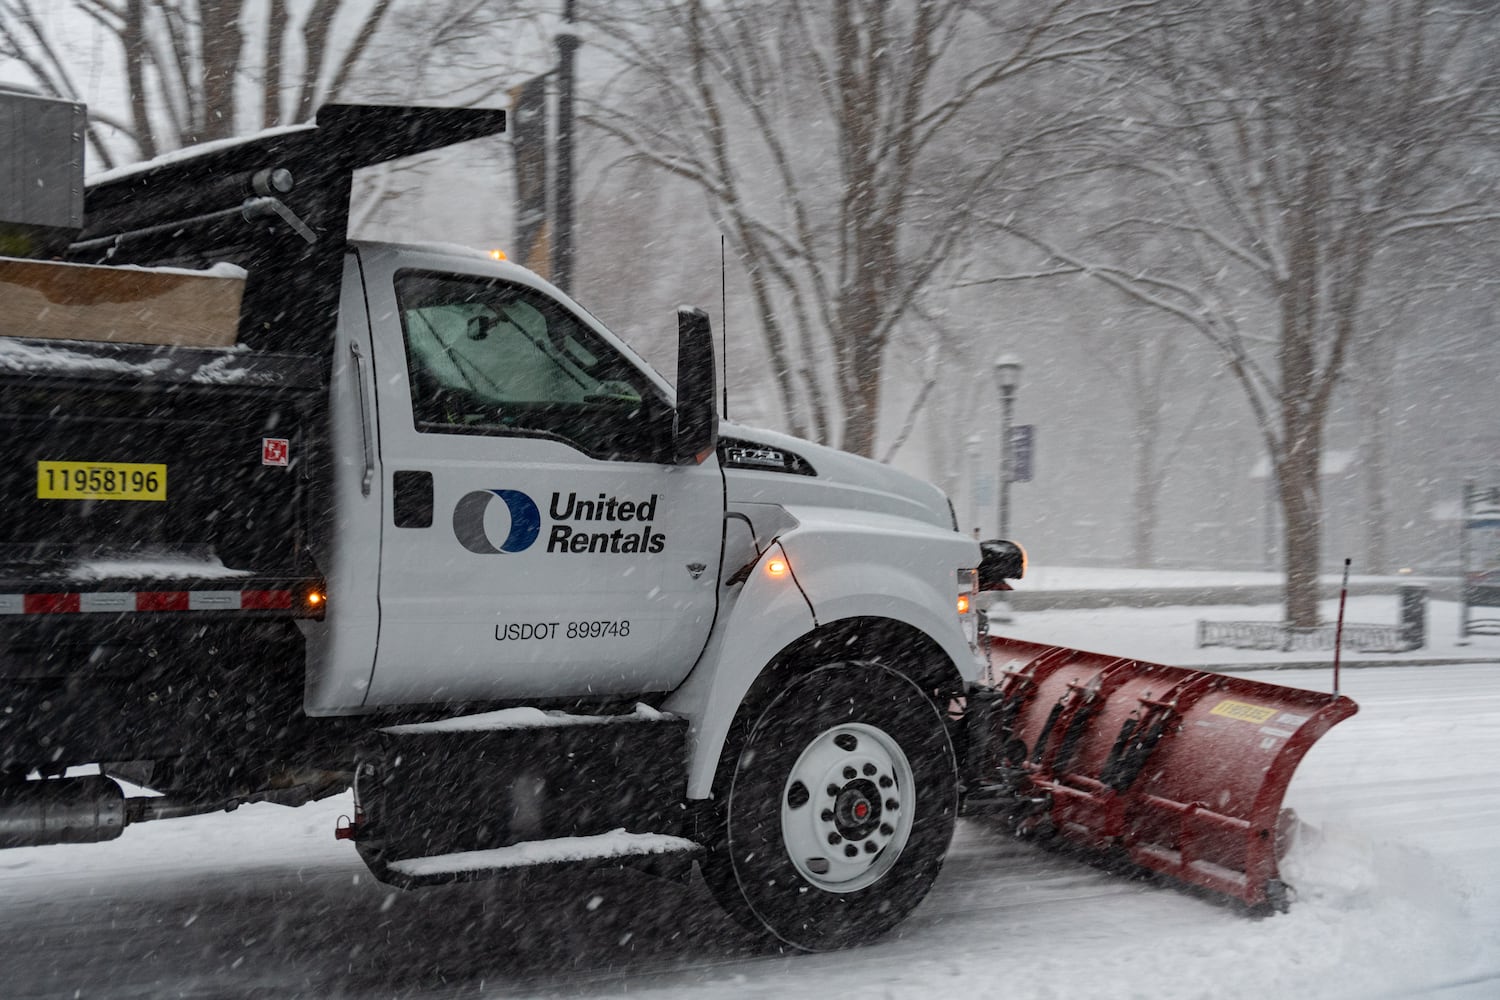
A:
1009,425,1034,483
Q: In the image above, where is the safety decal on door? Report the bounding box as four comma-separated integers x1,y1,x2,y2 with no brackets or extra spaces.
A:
262,438,290,467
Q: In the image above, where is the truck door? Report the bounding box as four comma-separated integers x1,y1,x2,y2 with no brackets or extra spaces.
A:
357,246,723,705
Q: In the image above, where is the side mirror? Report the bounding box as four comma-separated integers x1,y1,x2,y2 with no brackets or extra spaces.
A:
978,539,1026,591
673,306,719,464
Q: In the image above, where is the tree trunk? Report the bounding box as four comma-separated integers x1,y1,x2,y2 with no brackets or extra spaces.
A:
1278,447,1323,626
1132,421,1159,567
263,0,286,128
1356,328,1395,574
198,2,242,143
837,314,883,458
123,0,155,159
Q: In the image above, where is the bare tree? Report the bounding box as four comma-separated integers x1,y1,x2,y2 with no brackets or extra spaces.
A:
582,0,1156,457
975,0,1500,624
0,0,397,167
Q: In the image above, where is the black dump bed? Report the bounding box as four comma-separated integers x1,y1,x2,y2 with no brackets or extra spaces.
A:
0,104,508,606
0,349,321,592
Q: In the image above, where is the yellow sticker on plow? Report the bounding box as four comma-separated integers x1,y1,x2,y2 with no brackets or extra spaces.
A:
1210,699,1278,724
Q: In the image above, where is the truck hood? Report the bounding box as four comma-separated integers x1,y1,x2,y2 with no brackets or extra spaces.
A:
716,423,957,532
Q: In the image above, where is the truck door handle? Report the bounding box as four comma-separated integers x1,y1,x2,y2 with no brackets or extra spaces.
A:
348,341,376,497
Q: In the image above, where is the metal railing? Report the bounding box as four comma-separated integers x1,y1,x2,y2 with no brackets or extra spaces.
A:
1196,620,1413,653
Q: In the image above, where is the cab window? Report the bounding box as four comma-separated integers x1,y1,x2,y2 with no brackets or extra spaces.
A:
395,270,670,461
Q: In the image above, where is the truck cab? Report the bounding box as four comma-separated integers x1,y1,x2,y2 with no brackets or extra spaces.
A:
309,242,725,710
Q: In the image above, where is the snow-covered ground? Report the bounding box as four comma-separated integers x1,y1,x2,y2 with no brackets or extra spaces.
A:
1,574,1497,999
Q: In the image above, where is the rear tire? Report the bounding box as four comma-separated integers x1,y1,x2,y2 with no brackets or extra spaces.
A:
702,661,958,951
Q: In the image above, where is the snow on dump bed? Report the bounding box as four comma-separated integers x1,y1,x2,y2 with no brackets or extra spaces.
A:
385,830,698,880
0,335,276,384
0,337,174,376
0,258,249,281
65,552,252,581
86,123,315,184
380,702,668,735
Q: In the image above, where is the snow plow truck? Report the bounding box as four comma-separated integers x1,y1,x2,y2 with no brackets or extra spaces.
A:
0,93,1356,951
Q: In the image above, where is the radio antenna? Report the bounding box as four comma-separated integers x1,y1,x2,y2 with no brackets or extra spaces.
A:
721,234,729,419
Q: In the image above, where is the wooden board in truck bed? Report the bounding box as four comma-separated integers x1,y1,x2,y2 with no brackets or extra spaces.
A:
0,256,243,347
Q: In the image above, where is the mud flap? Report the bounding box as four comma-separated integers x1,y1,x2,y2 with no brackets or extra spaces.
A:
975,636,1357,911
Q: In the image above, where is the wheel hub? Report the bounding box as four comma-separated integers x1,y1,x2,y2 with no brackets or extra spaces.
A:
833,779,881,839
779,722,916,893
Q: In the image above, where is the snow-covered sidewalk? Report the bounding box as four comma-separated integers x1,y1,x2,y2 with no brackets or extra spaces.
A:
994,566,1500,670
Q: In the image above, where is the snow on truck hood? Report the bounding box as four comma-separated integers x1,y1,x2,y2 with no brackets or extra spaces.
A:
717,422,957,531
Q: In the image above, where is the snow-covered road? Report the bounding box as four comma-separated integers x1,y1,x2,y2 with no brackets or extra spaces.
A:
1,611,1497,999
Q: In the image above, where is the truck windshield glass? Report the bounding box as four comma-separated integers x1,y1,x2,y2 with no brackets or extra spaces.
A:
395,270,668,461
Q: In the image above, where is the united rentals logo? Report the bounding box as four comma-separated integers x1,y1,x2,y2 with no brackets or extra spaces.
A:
453,489,541,554
453,489,665,555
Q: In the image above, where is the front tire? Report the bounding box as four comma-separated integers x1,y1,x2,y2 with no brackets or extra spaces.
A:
702,661,958,951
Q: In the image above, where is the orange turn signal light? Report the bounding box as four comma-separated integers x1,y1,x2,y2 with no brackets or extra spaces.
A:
766,557,789,578
957,594,971,615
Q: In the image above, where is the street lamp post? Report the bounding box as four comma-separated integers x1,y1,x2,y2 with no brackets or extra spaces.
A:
965,434,983,537
553,0,579,295
994,355,1022,538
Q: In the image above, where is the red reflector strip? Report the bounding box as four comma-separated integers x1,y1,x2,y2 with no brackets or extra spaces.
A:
240,590,293,610
0,589,304,615
136,591,190,612
25,593,80,614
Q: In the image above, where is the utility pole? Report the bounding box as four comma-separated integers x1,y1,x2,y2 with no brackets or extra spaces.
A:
553,0,578,294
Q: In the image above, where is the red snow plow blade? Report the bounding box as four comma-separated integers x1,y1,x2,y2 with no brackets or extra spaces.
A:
970,635,1357,912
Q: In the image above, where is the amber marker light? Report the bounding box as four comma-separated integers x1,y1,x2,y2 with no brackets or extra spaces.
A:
765,557,789,578
957,593,971,615
488,249,508,261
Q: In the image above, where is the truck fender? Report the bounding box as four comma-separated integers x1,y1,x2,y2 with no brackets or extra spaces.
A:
775,503,978,688
667,507,977,800
663,539,816,799
778,538,977,687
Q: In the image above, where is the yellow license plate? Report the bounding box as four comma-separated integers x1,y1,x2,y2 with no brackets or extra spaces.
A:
37,461,167,501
